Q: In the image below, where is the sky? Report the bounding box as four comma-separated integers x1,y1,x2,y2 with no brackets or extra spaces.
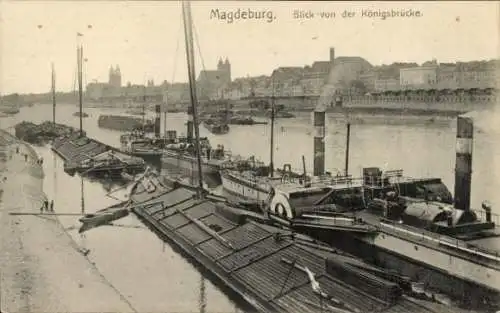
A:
0,1,499,94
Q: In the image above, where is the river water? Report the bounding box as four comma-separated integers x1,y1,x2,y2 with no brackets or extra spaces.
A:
0,102,499,311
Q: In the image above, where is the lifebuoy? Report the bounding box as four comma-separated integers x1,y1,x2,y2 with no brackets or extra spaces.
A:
269,192,294,220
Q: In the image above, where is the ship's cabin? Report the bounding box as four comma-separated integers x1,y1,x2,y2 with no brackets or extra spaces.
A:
361,167,495,237
270,176,366,218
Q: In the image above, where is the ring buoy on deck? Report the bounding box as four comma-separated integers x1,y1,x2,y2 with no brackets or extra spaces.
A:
268,192,294,220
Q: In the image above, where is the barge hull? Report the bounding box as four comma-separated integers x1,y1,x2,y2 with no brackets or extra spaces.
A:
304,228,500,310
221,171,269,202
161,154,221,187
128,185,436,313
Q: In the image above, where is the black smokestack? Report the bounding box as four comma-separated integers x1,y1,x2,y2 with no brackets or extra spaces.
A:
454,116,473,211
154,104,161,138
313,110,325,176
187,105,194,141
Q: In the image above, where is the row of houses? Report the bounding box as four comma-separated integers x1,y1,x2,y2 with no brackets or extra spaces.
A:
86,49,498,104
360,60,498,93
216,57,497,100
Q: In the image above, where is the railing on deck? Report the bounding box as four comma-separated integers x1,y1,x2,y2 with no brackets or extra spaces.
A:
377,218,500,264
310,175,365,188
472,209,500,226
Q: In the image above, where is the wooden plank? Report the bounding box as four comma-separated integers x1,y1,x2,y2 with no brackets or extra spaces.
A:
227,242,293,274
195,225,239,247
9,212,85,216
155,198,206,219
176,208,235,250
173,212,213,230
216,233,276,261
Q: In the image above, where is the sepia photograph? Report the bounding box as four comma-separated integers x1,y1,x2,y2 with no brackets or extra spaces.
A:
0,1,499,312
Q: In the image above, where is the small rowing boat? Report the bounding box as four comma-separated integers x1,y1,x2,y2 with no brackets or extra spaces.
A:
78,202,130,233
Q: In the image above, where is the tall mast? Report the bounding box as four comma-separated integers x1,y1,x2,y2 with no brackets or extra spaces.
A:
163,92,168,140
142,85,146,134
182,0,204,196
269,79,275,178
345,122,351,176
77,44,84,136
51,63,56,125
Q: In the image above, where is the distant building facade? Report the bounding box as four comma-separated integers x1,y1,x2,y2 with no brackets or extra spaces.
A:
198,58,232,100
85,54,498,106
400,60,438,89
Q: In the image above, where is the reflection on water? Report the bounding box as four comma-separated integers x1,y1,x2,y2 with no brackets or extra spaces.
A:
0,103,499,309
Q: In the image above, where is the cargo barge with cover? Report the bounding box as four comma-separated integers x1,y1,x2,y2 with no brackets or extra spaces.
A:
98,114,155,132
129,169,472,313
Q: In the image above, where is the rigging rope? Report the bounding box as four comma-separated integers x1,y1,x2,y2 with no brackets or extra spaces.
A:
192,21,208,99
170,14,183,85
83,57,88,93
192,22,207,75
72,64,77,97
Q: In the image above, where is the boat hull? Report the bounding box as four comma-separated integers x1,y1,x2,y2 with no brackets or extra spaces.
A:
301,226,500,310
79,207,129,233
221,171,270,202
120,150,162,171
203,121,229,135
161,151,222,188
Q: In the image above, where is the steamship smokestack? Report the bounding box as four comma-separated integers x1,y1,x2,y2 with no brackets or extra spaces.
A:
187,105,194,141
313,109,326,176
312,47,336,176
154,104,161,138
454,116,473,211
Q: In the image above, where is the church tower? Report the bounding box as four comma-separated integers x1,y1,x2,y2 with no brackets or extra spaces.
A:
224,58,231,83
115,65,122,87
108,65,115,85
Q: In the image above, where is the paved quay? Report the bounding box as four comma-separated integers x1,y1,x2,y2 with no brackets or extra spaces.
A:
0,132,134,313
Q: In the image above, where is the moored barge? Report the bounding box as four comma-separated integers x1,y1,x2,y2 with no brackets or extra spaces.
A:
126,169,470,313
98,114,155,132
52,133,146,178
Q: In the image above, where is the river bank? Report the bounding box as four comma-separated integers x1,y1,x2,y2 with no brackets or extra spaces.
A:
0,130,134,313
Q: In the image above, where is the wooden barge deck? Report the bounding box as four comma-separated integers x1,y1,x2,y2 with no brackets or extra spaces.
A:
128,178,471,313
51,134,145,176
